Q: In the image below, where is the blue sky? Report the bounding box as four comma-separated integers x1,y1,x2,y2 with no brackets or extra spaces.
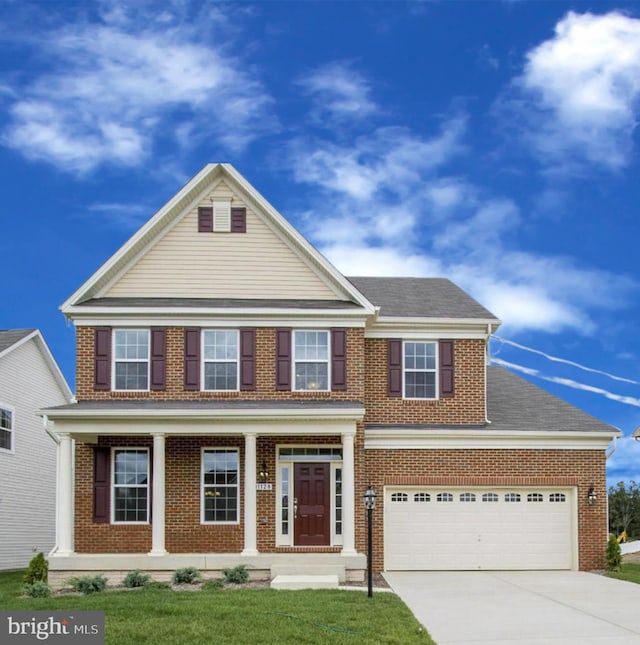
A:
1,1,639,486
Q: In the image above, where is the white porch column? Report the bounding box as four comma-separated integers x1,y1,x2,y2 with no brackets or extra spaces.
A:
242,432,258,555
57,433,74,556
149,433,167,556
341,431,356,555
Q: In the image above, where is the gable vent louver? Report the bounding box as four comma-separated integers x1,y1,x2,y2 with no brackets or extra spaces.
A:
213,200,231,232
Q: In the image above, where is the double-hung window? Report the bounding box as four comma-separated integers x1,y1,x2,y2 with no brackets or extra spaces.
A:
293,330,329,391
404,341,437,399
112,449,149,523
113,330,150,391
0,406,13,451
202,330,239,391
202,449,239,523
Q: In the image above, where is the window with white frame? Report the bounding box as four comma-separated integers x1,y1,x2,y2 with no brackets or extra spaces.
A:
202,330,239,391
112,449,149,523
0,406,13,451
293,330,329,391
202,449,239,523
113,330,149,391
404,341,437,399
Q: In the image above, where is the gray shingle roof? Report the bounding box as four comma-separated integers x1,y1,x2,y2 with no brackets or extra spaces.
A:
41,399,364,413
76,297,362,310
348,277,498,319
0,329,35,354
486,366,615,433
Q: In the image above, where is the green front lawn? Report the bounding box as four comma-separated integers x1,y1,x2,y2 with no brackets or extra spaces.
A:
607,563,640,585
0,572,434,644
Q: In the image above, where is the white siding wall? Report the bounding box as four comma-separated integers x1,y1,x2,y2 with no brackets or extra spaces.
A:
0,340,68,570
106,181,339,300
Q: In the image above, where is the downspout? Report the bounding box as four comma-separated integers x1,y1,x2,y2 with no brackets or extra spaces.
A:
484,324,492,424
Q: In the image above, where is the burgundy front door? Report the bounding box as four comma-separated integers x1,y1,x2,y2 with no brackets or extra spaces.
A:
294,462,330,546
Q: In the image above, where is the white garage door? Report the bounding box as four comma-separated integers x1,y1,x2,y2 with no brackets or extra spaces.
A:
384,487,575,570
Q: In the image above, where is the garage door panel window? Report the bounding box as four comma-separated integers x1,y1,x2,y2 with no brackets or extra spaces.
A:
460,492,476,502
436,492,453,502
549,493,566,502
528,493,544,502
414,493,431,502
482,493,499,502
504,493,521,502
391,492,408,502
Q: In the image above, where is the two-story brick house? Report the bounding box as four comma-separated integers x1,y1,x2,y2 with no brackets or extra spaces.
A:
42,164,619,587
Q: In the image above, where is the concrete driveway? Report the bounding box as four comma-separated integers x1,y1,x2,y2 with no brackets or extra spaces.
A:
384,571,640,645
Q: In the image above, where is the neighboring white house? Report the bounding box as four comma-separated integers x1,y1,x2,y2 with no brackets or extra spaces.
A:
0,329,72,570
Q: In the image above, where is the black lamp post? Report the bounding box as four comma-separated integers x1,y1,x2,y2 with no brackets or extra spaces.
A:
363,485,377,598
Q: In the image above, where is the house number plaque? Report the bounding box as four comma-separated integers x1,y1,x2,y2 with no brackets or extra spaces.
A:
256,483,273,491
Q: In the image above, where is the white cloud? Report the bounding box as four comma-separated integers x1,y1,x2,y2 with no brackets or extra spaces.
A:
608,437,640,485
510,11,640,170
287,112,635,334
2,10,275,173
298,61,378,123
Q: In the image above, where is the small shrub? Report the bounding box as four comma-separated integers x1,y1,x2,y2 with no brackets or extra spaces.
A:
23,581,51,598
222,564,249,584
24,553,48,585
123,570,151,588
172,567,201,585
67,575,108,594
202,578,224,591
606,534,622,571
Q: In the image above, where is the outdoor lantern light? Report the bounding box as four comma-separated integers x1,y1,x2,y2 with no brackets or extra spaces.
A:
259,459,269,483
587,486,597,505
363,485,377,598
363,485,377,510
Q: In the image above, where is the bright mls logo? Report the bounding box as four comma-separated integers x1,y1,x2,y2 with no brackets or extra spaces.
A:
1,611,104,643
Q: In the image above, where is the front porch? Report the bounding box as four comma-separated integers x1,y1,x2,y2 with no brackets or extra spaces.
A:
43,400,367,588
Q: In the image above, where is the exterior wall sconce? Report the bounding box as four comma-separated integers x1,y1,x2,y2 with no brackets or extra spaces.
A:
259,459,269,483
587,486,597,505
363,485,377,598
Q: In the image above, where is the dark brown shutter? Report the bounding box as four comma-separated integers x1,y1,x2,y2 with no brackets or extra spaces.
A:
231,207,247,233
388,339,402,397
94,327,111,391
275,329,292,391
240,328,256,391
198,206,213,232
93,446,110,524
184,327,201,390
439,340,455,398
331,328,347,391
150,327,166,391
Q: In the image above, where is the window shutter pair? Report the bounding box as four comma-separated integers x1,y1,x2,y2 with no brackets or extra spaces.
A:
93,327,166,391
198,207,246,233
184,328,256,391
275,328,347,391
387,339,455,398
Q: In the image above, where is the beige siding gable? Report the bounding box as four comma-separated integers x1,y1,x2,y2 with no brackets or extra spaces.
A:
105,179,340,300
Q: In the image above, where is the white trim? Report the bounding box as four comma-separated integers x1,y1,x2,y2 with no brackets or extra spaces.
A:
0,402,15,454
111,329,151,393
365,427,620,450
200,447,240,525
365,320,497,340
201,329,240,392
111,447,150,525
292,329,330,392
69,313,368,327
149,433,167,556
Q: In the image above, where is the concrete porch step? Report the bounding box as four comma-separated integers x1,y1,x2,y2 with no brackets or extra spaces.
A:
270,574,340,590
